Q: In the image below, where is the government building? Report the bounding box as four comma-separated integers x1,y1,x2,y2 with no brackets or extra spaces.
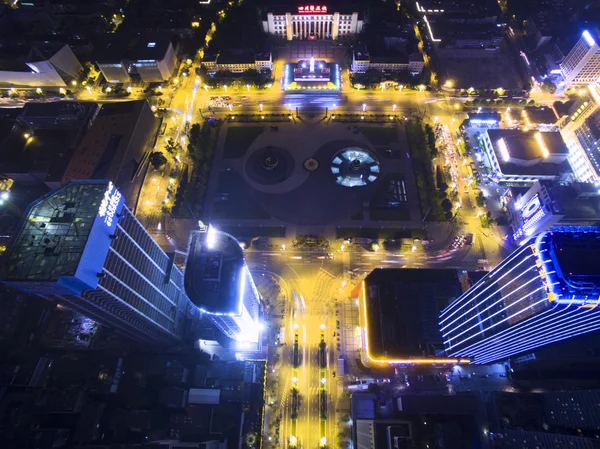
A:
262,5,363,40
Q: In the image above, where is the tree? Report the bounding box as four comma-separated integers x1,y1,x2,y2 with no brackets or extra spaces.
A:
541,80,557,94
149,151,168,170
441,198,453,212
165,138,182,155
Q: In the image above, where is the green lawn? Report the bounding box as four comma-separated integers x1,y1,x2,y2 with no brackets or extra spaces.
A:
222,126,264,158
358,127,398,145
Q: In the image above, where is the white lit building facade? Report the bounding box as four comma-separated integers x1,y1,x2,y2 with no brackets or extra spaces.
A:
184,227,262,348
441,229,600,364
2,181,189,345
559,82,600,183
560,30,600,88
262,6,363,40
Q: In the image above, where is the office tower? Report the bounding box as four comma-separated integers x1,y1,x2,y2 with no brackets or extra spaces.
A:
440,229,600,364
2,180,188,345
184,227,261,348
560,30,600,88
559,82,600,182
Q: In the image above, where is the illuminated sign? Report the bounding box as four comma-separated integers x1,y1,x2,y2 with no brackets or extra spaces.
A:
298,5,327,13
98,181,122,228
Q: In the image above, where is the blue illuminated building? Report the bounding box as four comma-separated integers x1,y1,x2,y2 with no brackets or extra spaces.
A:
183,227,261,348
441,229,600,364
2,181,189,345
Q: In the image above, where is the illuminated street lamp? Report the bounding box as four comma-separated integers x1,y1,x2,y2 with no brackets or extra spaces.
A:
59,88,66,94
259,103,263,111
126,86,132,92
444,79,454,88
289,436,297,446
223,84,228,92
418,84,425,92
320,324,326,330
497,87,505,95
293,323,299,330
246,84,250,92
292,377,298,384
203,85,208,92
362,103,366,112
35,87,42,94
281,243,286,250
320,437,327,446
392,104,397,112
320,377,326,384
105,86,112,93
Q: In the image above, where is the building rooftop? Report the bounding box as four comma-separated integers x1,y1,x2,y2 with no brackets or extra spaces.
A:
217,52,256,65
94,32,175,63
361,268,463,361
3,181,111,282
523,106,559,125
184,229,247,315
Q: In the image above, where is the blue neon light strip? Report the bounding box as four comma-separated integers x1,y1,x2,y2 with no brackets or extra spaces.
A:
473,306,600,364
442,273,542,345
440,265,540,333
439,244,534,321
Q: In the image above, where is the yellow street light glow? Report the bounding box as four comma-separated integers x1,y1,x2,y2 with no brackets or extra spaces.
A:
292,376,298,383
321,377,326,384
290,436,297,445
360,281,470,365
535,132,549,158
293,323,299,330
23,133,30,139
191,21,200,27
444,80,454,88
320,324,326,330
105,86,112,93
320,437,327,446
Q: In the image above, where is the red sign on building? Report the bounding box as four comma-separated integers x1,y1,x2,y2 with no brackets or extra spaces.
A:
297,5,328,13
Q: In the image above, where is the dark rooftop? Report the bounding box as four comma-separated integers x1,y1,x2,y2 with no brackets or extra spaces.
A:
362,268,462,360
94,32,175,63
184,229,246,315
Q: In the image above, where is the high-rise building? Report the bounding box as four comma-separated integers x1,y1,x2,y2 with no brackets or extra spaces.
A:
559,82,600,182
183,227,261,348
440,229,600,364
560,30,600,88
2,180,189,345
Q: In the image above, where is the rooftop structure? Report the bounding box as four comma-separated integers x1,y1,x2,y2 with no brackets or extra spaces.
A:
184,227,261,346
441,229,600,364
2,181,189,345
0,102,100,188
482,129,571,183
508,180,600,241
61,100,158,206
355,268,470,365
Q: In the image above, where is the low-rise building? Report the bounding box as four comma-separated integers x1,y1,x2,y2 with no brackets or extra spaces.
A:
351,48,424,75
0,42,82,88
95,32,178,84
202,52,273,73
481,129,572,184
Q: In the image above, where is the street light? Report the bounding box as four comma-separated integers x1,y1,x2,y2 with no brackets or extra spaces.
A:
289,436,297,446
246,84,250,92
292,377,298,384
320,437,327,446
392,104,397,112
362,103,366,112
259,103,263,111
224,84,228,92
444,80,454,88
320,377,326,384
320,324,326,330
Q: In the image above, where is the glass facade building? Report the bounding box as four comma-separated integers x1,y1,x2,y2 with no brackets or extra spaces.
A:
441,229,600,364
2,181,189,345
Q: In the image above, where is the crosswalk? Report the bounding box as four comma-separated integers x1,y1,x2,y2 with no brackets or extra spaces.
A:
311,268,336,302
